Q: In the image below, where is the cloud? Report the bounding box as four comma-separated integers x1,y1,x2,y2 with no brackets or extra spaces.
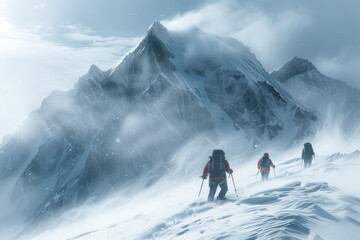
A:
0,19,139,140
62,24,94,35
315,50,360,88
164,0,360,90
34,1,47,9
164,2,310,69
61,24,141,48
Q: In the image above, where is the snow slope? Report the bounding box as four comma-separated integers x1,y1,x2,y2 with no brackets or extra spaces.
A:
23,149,360,240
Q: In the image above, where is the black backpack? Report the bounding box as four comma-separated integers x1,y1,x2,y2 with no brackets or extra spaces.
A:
261,157,270,167
209,149,226,177
303,143,314,159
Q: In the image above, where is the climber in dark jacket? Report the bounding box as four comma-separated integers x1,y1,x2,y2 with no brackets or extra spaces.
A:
302,142,315,168
202,149,233,202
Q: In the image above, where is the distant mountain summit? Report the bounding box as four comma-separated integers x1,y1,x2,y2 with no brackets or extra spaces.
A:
272,56,360,137
271,57,317,82
0,22,318,237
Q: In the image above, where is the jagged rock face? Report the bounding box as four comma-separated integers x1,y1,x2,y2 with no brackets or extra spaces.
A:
205,69,287,140
0,22,318,224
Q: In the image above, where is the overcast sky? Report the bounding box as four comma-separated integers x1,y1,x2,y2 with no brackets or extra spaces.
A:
0,0,359,139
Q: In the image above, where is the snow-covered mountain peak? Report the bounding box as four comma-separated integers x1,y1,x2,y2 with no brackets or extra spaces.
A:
74,63,109,94
88,64,102,75
143,21,173,51
272,56,317,82
272,56,360,139
147,21,168,37
133,21,258,70
79,64,106,82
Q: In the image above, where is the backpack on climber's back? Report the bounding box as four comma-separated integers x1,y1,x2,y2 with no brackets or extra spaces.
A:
261,157,270,167
303,142,314,159
209,149,226,177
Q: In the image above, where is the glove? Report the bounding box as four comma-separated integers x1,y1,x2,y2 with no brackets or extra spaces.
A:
273,165,276,168
229,169,233,174
202,175,207,179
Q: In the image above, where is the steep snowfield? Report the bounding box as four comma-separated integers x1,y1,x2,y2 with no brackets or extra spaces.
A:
23,149,360,240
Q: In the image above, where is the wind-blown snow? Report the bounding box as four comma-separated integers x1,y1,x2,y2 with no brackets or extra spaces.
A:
20,150,360,240
0,23,359,240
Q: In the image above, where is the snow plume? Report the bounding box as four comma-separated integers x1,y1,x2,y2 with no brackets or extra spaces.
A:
311,116,360,155
163,1,310,72
164,0,360,90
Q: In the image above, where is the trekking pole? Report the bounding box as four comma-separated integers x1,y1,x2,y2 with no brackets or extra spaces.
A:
273,168,276,177
230,173,239,198
314,155,318,164
256,169,259,180
198,177,204,198
301,159,303,169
